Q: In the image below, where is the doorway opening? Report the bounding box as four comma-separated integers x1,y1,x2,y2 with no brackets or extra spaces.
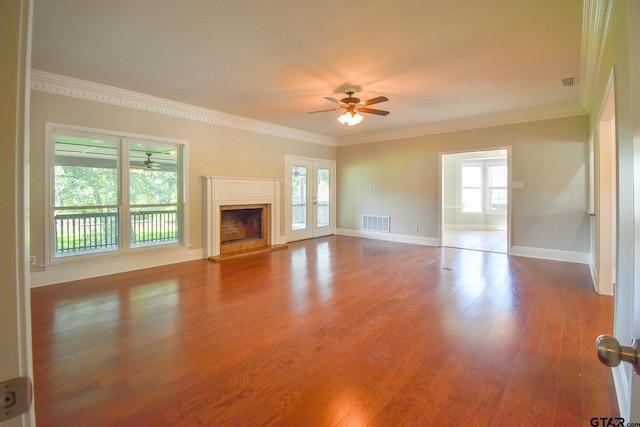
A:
441,148,510,254
594,75,617,296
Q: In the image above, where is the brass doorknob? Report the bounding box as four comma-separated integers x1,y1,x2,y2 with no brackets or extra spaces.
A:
596,334,640,374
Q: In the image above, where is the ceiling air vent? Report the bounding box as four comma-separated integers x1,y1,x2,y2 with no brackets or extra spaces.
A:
562,77,576,87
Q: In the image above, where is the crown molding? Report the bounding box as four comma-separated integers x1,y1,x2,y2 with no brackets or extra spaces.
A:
30,70,337,147
337,102,587,146
579,0,612,112
31,70,588,148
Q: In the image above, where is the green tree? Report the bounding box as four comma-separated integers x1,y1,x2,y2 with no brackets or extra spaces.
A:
55,166,117,209
130,169,178,205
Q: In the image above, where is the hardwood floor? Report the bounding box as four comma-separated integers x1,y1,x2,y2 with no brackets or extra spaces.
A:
442,229,508,253
31,236,618,426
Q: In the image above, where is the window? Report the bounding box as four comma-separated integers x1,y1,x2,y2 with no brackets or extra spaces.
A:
461,164,483,212
460,160,507,214
48,124,186,260
487,164,508,212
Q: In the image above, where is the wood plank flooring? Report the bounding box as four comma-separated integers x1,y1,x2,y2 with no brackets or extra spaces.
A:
30,236,619,426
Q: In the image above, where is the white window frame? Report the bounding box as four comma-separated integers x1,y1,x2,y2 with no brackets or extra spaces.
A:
459,159,507,215
44,122,189,267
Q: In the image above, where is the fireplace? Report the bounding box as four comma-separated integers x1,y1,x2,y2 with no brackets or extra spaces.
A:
220,204,269,254
203,176,284,259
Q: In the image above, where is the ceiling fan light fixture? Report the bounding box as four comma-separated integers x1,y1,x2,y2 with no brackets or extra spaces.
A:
337,111,364,126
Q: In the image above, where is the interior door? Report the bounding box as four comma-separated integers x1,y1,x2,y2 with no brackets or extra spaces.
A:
596,3,640,421
627,1,640,420
285,156,336,242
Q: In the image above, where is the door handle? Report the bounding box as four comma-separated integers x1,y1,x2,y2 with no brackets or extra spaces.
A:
596,335,640,374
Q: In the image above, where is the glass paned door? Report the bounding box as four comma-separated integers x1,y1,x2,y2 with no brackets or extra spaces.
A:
314,167,331,232
286,156,335,242
291,165,307,231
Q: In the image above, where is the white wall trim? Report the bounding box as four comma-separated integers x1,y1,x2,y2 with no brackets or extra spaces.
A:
509,245,591,265
579,0,613,112
31,70,337,147
336,228,440,246
589,258,598,293
31,248,204,287
203,176,282,258
32,70,590,149
337,102,587,146
612,365,631,421
337,230,590,264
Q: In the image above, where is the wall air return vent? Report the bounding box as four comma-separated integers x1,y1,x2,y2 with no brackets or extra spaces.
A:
561,77,577,87
362,215,390,233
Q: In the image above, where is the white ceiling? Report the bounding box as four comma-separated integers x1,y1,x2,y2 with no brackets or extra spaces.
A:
31,0,584,142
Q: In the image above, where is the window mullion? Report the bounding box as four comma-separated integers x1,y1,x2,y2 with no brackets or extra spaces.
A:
483,162,489,213
120,138,130,251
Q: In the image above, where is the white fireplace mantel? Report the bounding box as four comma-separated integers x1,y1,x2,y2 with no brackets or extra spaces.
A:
203,176,283,258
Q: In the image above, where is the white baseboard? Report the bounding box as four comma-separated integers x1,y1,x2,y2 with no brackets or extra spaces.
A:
509,245,590,264
336,228,439,246
337,229,590,264
30,248,205,287
612,365,631,421
589,258,598,292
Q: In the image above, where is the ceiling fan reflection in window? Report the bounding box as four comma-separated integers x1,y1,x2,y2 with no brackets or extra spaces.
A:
307,90,389,126
142,152,161,170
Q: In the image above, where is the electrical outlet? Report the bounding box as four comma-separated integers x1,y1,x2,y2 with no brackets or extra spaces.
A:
30,256,36,265
413,226,418,232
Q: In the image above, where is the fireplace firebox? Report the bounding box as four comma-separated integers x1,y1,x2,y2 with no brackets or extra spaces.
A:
220,204,269,254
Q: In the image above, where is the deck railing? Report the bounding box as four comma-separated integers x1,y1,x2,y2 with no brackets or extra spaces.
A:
292,201,329,229
130,209,178,246
54,209,178,255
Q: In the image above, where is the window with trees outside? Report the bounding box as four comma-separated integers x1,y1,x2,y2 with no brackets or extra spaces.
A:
48,124,186,260
460,160,507,213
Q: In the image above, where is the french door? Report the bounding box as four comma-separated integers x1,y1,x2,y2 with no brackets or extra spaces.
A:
285,156,336,241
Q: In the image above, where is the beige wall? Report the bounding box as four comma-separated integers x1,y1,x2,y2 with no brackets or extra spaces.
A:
338,115,590,253
29,90,336,275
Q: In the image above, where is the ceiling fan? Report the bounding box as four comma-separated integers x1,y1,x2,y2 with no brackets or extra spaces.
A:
142,152,161,170
308,91,389,126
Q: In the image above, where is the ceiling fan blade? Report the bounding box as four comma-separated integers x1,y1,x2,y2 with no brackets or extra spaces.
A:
361,96,388,106
358,107,389,116
324,96,342,105
307,107,341,114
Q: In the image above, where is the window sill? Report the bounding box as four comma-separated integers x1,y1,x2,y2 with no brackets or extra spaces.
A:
44,243,189,271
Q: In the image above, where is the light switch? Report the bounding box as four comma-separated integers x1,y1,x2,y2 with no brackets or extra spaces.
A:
512,181,524,188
